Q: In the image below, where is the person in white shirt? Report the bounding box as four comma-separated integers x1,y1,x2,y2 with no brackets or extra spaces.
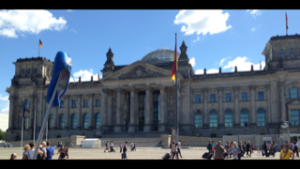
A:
131,142,134,151
110,141,115,152
26,142,43,160
177,140,182,158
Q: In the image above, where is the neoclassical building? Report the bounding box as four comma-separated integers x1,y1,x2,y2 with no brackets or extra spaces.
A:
5,34,300,141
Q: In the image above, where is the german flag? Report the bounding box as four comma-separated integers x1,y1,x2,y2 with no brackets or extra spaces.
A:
98,73,101,81
170,41,178,82
286,12,288,33
39,39,43,48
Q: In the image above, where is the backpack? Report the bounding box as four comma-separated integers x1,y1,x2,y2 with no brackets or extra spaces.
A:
37,148,45,160
24,152,29,160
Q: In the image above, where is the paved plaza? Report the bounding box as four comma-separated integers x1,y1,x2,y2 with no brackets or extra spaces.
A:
0,147,297,160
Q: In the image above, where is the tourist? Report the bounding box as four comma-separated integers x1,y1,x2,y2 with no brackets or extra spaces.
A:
7,142,10,148
120,142,123,153
262,141,268,157
238,141,244,158
64,147,69,160
110,141,115,152
211,140,215,155
104,141,109,152
133,142,136,151
171,142,179,160
22,144,30,160
242,142,247,157
251,141,255,153
270,141,276,157
297,139,300,154
37,141,47,160
26,142,43,160
122,141,128,160
226,143,233,158
232,142,241,160
293,141,299,157
280,144,294,160
213,141,224,160
131,142,134,151
58,147,66,160
170,140,175,154
57,142,62,149
261,141,265,156
177,140,182,158
207,140,212,154
10,153,17,160
246,141,251,157
3,142,6,148
46,141,55,160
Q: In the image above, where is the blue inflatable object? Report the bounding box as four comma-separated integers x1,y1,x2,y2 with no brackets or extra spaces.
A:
46,51,72,107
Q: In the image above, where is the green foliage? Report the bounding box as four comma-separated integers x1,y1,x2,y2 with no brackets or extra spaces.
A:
0,129,5,140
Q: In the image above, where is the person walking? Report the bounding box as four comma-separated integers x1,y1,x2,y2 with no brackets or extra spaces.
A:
246,141,251,157
110,141,115,152
133,142,136,151
46,141,55,160
232,142,241,160
227,143,233,158
213,141,224,160
3,142,6,148
251,141,255,153
57,142,62,149
177,140,182,158
122,142,128,160
280,144,294,160
207,140,212,154
64,147,69,160
119,142,123,153
171,142,179,160
297,139,300,155
37,141,47,160
238,141,244,159
293,141,299,158
270,141,276,157
211,140,215,155
104,141,109,152
262,141,268,157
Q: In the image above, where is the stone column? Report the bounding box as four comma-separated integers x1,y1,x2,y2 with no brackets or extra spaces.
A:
8,95,15,129
77,95,82,129
114,88,122,132
89,94,94,129
144,86,151,132
66,95,70,129
107,90,112,129
29,95,34,129
218,87,224,128
101,89,108,133
279,82,286,122
250,85,256,126
159,86,165,132
128,87,135,132
233,86,239,127
202,88,209,128
266,84,271,124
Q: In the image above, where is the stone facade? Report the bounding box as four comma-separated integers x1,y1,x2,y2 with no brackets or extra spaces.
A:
5,35,300,141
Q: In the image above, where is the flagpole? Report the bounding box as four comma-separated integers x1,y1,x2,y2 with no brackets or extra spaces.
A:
286,12,287,36
38,39,40,57
175,33,178,143
21,117,23,148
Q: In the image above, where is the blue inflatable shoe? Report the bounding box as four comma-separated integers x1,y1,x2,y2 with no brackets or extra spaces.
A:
46,51,72,107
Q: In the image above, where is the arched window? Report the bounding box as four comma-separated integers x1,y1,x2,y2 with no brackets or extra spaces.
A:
290,48,294,55
195,110,203,128
209,110,218,128
59,114,65,129
71,114,77,129
240,108,249,127
48,114,54,129
25,117,29,129
25,99,30,109
280,49,285,56
224,109,233,127
257,108,266,127
95,113,101,129
83,113,89,129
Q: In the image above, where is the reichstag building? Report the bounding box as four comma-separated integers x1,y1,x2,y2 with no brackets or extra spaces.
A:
5,34,300,141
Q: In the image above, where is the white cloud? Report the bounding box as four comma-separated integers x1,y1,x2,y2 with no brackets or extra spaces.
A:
0,94,9,114
223,56,265,71
71,69,102,83
0,10,67,38
189,57,196,67
219,56,231,66
174,10,232,36
70,29,77,34
192,36,200,42
247,10,262,18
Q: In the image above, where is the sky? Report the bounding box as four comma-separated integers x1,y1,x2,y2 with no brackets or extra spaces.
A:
0,9,299,118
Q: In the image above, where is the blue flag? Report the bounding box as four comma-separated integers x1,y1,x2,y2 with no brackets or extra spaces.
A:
23,102,26,119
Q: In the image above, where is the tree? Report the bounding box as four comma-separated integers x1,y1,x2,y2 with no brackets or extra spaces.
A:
0,129,5,140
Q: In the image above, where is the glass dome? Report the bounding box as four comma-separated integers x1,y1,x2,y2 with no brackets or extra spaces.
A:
141,48,180,63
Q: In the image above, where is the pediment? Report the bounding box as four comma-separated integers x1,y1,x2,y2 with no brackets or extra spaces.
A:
102,61,181,81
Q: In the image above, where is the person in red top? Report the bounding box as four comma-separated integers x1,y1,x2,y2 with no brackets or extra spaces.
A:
213,141,225,160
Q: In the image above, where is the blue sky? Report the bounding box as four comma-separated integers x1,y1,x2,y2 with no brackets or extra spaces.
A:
0,9,299,117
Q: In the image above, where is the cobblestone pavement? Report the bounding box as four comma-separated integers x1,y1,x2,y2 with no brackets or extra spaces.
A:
0,147,298,160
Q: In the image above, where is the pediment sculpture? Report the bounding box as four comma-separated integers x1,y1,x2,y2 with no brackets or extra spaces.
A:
118,65,167,80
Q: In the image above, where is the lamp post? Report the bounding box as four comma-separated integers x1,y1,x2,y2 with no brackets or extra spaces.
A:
284,121,290,142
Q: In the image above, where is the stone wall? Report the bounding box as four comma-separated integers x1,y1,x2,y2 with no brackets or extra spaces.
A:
161,135,222,148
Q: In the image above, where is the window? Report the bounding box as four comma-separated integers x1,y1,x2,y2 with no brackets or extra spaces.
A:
95,113,101,129
290,48,294,55
83,114,89,129
25,99,30,109
226,93,231,102
210,94,216,102
71,114,77,129
290,110,300,125
60,100,64,108
83,99,88,107
242,92,247,101
25,117,29,129
59,114,65,129
291,87,298,99
48,114,54,129
209,110,218,127
96,99,100,107
224,109,233,127
280,49,285,56
286,89,290,99
195,110,203,128
72,100,76,108
195,95,201,103
257,108,266,127
258,92,264,100
240,108,249,127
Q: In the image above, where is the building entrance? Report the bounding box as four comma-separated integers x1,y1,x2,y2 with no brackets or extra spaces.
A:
123,91,130,131
152,90,160,131
138,91,146,131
